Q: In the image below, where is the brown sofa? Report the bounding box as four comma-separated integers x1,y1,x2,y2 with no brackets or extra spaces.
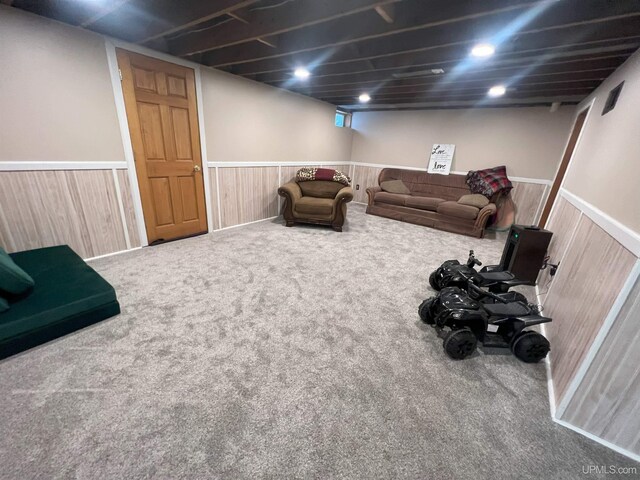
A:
278,180,354,231
366,168,496,238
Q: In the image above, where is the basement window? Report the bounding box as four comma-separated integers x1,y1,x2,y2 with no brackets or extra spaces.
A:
335,110,351,128
602,81,624,115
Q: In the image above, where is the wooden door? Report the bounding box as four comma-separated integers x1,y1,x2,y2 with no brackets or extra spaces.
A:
538,107,589,228
117,49,207,244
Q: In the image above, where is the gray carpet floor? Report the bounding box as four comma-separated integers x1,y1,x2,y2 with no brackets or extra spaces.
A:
0,204,636,479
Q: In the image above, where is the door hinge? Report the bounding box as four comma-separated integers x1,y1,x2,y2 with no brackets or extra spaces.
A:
118,68,123,81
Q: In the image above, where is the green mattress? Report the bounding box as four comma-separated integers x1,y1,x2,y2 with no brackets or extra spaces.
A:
0,245,120,360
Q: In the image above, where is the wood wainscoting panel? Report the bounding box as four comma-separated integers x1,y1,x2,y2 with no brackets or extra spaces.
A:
0,170,128,258
544,216,636,405
537,196,581,303
218,166,279,228
116,169,142,248
510,182,547,225
352,164,383,204
560,274,640,455
207,168,220,230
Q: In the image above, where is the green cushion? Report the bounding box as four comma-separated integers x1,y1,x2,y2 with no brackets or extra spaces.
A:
0,245,119,358
0,247,35,295
0,295,8,313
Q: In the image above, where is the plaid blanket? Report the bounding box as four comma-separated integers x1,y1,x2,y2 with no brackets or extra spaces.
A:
466,166,513,198
296,167,351,186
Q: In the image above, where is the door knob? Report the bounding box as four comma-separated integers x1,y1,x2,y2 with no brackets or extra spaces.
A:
193,164,201,173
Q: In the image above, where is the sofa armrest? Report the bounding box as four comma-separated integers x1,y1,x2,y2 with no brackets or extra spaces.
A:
335,186,354,204
278,182,302,224
277,182,302,202
366,186,381,206
475,203,497,228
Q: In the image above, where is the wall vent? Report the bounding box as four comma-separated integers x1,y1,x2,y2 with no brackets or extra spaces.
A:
602,81,624,115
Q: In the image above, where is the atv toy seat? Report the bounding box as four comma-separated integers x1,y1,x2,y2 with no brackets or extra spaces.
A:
478,271,514,282
483,302,530,317
429,250,533,294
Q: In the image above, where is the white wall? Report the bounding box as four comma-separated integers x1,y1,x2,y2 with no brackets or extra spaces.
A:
201,69,353,164
0,6,125,163
562,50,640,234
350,107,575,180
0,5,352,166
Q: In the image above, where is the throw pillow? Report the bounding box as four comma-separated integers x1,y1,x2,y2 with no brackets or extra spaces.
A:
0,295,8,313
296,167,351,186
380,180,410,195
458,194,490,209
0,247,35,295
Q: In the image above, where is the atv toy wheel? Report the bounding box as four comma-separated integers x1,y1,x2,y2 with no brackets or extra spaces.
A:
418,298,436,324
429,271,440,291
511,331,550,363
443,328,477,360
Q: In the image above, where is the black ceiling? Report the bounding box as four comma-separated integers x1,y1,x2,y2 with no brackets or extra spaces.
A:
6,0,640,110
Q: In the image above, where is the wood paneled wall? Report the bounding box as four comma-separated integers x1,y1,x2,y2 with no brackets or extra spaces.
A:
543,216,636,404
217,166,279,228
510,181,548,225
116,169,141,248
352,164,383,204
537,196,582,303
0,170,131,258
561,275,640,455
0,164,551,258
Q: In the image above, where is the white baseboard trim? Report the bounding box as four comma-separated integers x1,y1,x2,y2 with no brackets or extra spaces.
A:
215,215,279,231
537,273,640,464
552,417,640,464
536,286,557,418
560,188,640,257
0,161,128,171
85,246,142,262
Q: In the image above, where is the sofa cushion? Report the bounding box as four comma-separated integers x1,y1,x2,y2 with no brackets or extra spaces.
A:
1,246,119,356
458,194,489,208
374,191,410,206
405,196,445,211
437,201,479,220
0,247,35,295
380,179,410,195
295,197,334,215
298,181,343,199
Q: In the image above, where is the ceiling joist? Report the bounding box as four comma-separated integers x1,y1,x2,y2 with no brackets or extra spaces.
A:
7,0,640,110
169,0,401,57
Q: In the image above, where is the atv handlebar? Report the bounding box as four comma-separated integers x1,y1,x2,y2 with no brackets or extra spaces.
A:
458,267,509,304
466,250,483,268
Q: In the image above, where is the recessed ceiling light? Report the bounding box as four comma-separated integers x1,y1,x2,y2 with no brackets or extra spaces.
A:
471,43,495,58
488,85,506,97
359,93,371,103
293,67,310,79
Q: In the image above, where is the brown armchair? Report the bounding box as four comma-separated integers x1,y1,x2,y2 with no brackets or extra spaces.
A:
278,180,353,231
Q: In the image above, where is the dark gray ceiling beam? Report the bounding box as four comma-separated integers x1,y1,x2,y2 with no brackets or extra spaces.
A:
202,0,640,68
264,56,625,89
227,13,640,76
201,0,537,66
168,0,401,57
88,0,260,44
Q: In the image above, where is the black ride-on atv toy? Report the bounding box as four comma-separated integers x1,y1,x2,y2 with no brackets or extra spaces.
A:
418,280,551,363
429,250,530,294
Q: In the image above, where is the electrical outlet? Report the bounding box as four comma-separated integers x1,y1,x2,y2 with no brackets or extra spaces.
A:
356,184,360,190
